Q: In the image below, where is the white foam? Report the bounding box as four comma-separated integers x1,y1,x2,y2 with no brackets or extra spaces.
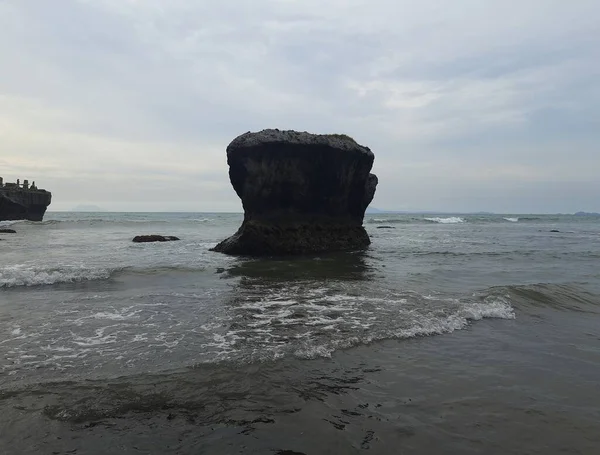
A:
1,274,517,375
72,327,118,347
294,345,334,359
462,295,515,320
0,219,25,227
425,217,465,224
288,295,515,360
422,294,460,303
0,264,114,287
504,217,519,222
86,310,141,321
41,345,74,352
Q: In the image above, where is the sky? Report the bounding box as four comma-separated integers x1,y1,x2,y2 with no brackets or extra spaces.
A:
1,0,599,213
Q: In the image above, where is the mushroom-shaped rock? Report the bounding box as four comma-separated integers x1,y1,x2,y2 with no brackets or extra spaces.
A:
212,129,378,255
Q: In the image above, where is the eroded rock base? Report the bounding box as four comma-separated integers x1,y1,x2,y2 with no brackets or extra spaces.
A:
212,220,370,256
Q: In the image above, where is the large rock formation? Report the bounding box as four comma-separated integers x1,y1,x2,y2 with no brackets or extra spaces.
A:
0,186,52,222
212,129,378,256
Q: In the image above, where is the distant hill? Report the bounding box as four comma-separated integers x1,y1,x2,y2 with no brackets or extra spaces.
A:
71,204,107,212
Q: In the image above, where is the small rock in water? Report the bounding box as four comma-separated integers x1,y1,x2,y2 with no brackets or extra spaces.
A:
550,229,560,233
376,225,395,229
0,228,17,233
132,235,180,243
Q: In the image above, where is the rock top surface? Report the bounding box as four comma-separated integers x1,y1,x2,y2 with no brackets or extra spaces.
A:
228,129,374,157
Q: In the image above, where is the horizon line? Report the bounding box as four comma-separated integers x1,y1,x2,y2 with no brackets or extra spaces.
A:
47,210,598,215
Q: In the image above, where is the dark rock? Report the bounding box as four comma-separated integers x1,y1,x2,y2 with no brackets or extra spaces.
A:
0,228,17,233
376,225,395,229
132,235,180,243
212,129,378,255
550,229,560,233
0,187,52,222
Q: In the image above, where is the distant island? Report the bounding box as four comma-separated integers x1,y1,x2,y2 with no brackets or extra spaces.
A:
71,204,107,212
574,211,600,216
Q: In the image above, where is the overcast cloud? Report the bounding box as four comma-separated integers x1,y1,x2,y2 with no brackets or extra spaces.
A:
1,0,599,212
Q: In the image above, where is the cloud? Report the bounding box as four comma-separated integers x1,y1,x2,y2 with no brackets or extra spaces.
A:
1,0,599,212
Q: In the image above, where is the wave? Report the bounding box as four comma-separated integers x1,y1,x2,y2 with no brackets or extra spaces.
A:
28,291,513,422
424,217,465,224
29,218,218,227
501,283,600,313
190,284,517,364
367,216,466,224
0,219,26,227
5,278,596,393
294,295,514,359
294,283,600,360
38,219,170,225
0,264,118,288
367,218,413,224
365,214,576,225
0,263,219,288
0,282,519,389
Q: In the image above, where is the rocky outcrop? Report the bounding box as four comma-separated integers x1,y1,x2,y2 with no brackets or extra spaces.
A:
132,235,180,243
0,189,52,221
212,129,378,256
0,228,17,233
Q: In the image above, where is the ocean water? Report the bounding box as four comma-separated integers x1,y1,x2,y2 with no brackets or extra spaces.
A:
1,212,599,454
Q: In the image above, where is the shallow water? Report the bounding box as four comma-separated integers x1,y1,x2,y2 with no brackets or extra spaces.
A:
1,212,599,454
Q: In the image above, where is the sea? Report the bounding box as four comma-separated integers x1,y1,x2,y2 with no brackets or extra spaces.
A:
1,212,599,455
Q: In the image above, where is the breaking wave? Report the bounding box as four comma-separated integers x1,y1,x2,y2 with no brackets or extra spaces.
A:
504,217,519,222
367,216,466,224
292,295,514,359
0,280,517,382
424,217,465,224
366,218,414,224
502,283,600,313
184,284,516,364
0,264,117,288
0,219,26,227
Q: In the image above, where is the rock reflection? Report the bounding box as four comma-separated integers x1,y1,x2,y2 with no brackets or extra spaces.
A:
223,251,375,283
